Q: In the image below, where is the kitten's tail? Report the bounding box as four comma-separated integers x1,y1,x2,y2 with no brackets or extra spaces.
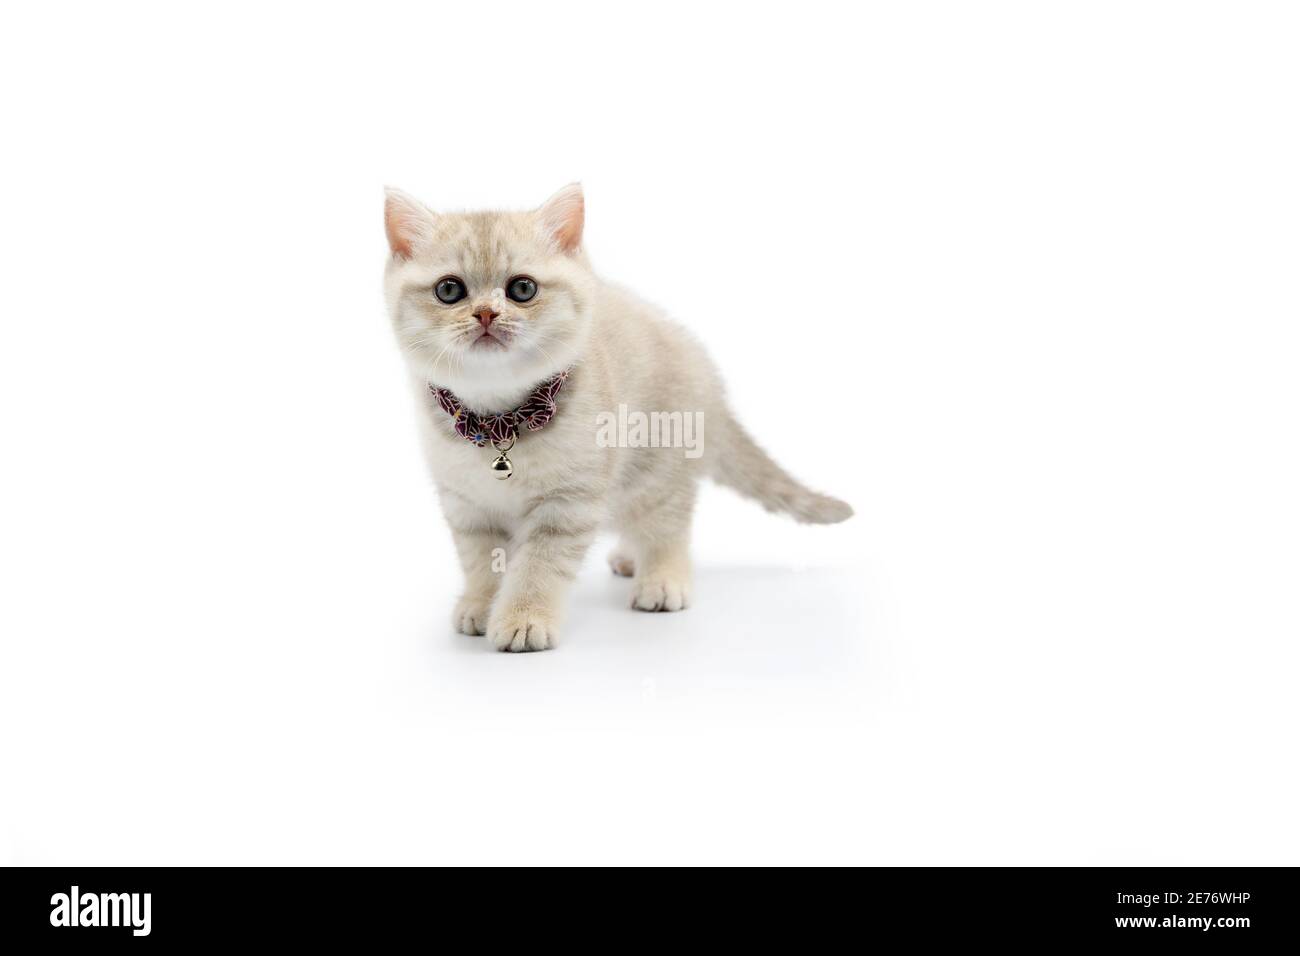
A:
709,410,853,524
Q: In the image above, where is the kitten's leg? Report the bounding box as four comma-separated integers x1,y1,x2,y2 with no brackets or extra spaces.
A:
625,480,696,613
487,494,602,652
447,513,508,637
607,541,636,577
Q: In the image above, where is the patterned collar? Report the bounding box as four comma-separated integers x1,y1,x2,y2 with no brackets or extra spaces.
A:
429,369,572,448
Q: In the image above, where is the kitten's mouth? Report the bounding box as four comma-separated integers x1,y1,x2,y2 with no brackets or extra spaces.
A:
470,331,507,350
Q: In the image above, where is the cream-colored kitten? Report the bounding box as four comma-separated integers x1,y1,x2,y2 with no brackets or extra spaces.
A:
384,185,851,652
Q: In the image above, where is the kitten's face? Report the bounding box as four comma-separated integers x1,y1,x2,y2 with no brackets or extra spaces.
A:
383,186,594,394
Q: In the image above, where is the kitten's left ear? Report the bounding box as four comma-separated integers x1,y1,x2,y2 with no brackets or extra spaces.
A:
537,183,584,253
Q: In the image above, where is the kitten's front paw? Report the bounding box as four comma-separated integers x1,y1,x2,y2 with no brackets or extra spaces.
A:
453,594,494,636
487,607,558,652
631,576,691,613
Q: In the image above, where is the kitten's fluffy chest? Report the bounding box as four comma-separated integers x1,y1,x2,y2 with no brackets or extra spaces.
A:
415,380,609,523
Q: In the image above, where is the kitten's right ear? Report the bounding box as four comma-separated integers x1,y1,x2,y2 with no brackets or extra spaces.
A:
384,187,436,260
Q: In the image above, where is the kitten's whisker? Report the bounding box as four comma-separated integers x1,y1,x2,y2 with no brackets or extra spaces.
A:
519,328,563,370
429,340,454,373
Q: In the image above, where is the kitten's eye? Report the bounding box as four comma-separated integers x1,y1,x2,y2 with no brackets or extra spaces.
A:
506,276,537,302
434,277,466,303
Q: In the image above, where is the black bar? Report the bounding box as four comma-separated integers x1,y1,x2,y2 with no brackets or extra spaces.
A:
1,867,1294,945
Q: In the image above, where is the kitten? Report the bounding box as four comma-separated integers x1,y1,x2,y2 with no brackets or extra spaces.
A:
383,185,852,651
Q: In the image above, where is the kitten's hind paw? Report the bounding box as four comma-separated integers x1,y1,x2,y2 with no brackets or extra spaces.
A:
607,550,636,577
631,576,691,613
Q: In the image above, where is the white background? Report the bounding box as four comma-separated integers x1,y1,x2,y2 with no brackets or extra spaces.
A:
2,2,1297,865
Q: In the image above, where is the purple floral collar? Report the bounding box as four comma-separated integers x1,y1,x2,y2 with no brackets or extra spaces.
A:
429,369,571,449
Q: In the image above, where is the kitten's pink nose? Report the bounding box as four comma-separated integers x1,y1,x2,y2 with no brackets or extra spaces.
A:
474,308,499,329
